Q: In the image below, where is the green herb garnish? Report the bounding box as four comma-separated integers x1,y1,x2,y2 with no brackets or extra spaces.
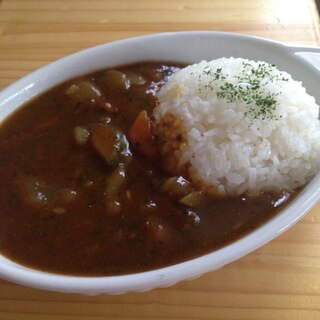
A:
197,61,288,121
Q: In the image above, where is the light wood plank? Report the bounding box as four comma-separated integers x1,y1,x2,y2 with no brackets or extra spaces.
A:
0,0,319,319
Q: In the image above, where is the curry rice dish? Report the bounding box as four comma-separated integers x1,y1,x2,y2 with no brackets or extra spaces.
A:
0,59,319,275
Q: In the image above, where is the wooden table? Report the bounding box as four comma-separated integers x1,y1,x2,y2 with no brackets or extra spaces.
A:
0,0,320,319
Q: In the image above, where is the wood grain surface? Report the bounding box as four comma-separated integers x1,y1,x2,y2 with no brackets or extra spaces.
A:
0,0,320,319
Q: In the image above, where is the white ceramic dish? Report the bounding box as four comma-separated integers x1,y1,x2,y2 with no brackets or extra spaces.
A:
0,31,319,295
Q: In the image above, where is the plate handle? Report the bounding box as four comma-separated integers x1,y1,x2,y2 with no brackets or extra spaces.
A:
289,46,320,72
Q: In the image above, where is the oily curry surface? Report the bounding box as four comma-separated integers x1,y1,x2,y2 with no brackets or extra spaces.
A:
0,62,293,275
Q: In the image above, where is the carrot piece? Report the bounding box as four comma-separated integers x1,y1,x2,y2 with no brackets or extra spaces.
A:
129,110,159,160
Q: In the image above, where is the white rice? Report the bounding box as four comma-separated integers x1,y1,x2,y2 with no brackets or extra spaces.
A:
153,57,320,195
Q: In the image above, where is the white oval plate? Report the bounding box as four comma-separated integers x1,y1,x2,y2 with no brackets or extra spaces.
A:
0,31,319,295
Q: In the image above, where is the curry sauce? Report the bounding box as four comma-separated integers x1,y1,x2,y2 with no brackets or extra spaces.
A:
0,62,294,275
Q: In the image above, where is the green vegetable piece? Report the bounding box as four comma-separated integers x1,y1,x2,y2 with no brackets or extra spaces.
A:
104,165,126,216
105,164,126,196
126,72,146,85
65,80,101,104
16,175,77,209
99,70,130,90
162,176,192,198
73,126,90,145
91,124,126,166
180,191,206,208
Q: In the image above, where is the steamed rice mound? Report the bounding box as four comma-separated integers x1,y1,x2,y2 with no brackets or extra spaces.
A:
153,57,320,195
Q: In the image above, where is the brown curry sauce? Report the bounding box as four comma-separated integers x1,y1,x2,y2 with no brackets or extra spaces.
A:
0,62,294,275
